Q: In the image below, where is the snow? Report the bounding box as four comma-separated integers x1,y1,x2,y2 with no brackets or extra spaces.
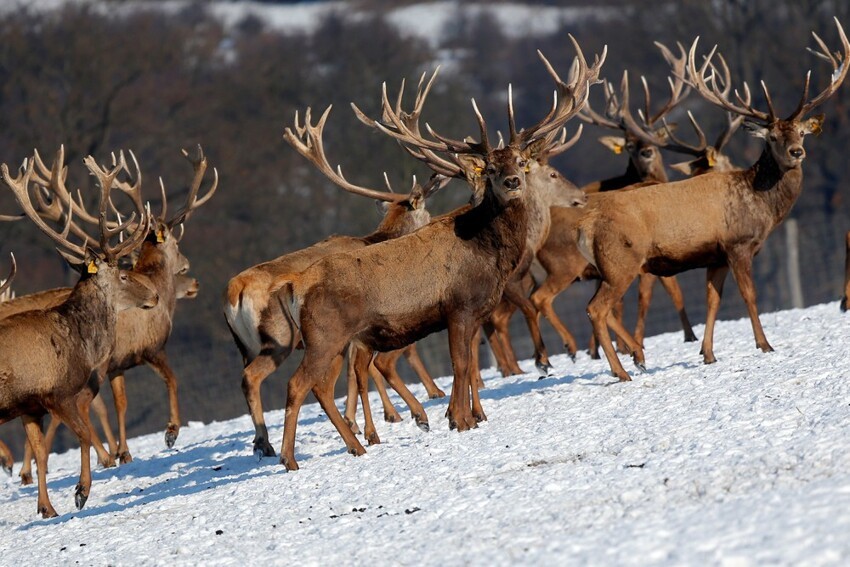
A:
2,301,849,564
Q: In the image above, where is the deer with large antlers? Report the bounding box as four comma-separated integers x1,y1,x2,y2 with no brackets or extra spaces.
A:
15,272,200,484
353,67,589,380
272,37,605,470
532,44,748,359
0,151,158,518
224,105,450,458
21,146,215,463
576,18,848,382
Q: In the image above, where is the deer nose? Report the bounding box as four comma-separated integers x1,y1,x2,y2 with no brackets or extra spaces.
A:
503,176,520,190
789,146,804,159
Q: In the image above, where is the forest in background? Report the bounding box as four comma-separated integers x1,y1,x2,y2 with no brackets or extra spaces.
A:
0,0,847,455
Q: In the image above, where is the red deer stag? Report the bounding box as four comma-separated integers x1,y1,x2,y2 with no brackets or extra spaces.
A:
17,272,200,484
225,106,450,458
576,19,848,381
22,146,214,463
0,151,156,518
274,37,605,470
353,69,589,379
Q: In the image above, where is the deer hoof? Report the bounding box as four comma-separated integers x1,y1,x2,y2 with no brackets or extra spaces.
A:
349,445,366,457
684,331,698,343
758,343,774,353
20,472,33,486
535,360,554,376
417,421,430,433
567,350,577,363
841,297,848,312
633,359,647,373
99,455,116,468
1,464,11,476
164,425,179,449
366,432,381,446
473,411,488,423
280,456,299,471
74,485,88,510
118,451,133,465
39,504,58,519
384,412,402,424
253,439,276,460
429,389,446,399
344,417,361,435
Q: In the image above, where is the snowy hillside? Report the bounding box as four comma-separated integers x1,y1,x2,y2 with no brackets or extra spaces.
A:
1,302,849,564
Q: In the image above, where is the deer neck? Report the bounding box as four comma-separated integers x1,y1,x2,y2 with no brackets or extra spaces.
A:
57,276,117,368
457,187,528,276
749,148,804,224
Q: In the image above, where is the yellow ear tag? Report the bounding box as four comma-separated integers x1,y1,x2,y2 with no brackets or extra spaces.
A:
707,153,716,167
473,166,484,174
156,230,165,243
87,261,98,274
612,145,623,155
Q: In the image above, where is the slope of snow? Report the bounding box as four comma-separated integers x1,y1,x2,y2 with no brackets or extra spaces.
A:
1,302,849,564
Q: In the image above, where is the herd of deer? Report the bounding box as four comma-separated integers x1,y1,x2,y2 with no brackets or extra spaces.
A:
1,19,849,519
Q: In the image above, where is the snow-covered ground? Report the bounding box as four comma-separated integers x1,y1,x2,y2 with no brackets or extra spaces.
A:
1,302,849,565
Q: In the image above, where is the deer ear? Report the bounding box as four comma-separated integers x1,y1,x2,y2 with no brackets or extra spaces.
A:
456,155,487,179
375,200,391,214
669,160,697,176
598,136,626,154
742,120,769,139
802,114,824,136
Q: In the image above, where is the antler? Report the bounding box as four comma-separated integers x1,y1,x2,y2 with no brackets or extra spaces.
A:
82,153,151,265
788,16,850,120
165,145,219,227
283,105,408,203
1,159,89,265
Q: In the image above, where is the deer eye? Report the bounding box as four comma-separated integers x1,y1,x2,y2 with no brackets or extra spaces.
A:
550,172,558,178
486,165,496,175
518,159,528,168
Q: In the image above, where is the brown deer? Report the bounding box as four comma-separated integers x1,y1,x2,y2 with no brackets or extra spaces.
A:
353,70,588,379
842,230,850,312
24,146,215,463
15,272,200,485
225,105,450,458
577,19,848,382
0,256,15,476
273,38,604,470
530,45,747,360
0,151,157,518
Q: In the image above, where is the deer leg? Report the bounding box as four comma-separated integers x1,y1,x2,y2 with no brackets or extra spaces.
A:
21,415,57,518
471,329,485,389
20,434,34,485
90,394,117,466
727,251,773,354
311,353,366,460
530,271,582,361
58,394,94,511
241,353,284,459
0,439,12,476
446,316,478,431
110,374,133,464
482,320,522,377
503,282,552,375
374,351,430,431
343,344,361,435
402,344,444,398
658,275,698,343
352,347,380,445
612,299,629,354
701,265,729,364
369,358,403,423
144,349,182,449
634,274,655,348
587,279,634,382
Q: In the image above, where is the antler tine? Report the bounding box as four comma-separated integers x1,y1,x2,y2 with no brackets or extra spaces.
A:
544,123,584,158
0,253,15,297
685,37,771,122
648,40,691,125
507,84,518,144
660,111,708,156
1,159,88,264
32,184,95,243
527,37,606,144
284,105,406,202
420,173,451,199
789,17,850,119
167,144,219,226
83,154,135,260
32,146,104,226
715,83,750,151
578,79,622,130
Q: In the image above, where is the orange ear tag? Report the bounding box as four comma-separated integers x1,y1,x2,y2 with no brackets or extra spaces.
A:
613,145,623,155
156,230,165,243
87,261,98,274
